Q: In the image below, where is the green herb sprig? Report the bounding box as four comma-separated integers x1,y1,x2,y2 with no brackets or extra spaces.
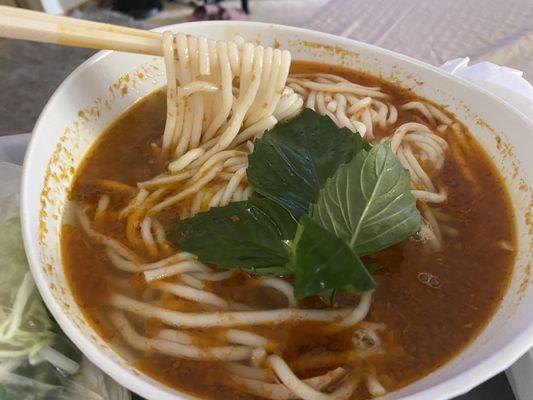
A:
169,109,420,302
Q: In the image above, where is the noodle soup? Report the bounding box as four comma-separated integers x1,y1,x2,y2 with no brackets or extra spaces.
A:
61,34,515,400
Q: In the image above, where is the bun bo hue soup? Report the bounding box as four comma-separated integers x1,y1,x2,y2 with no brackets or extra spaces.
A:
61,33,515,399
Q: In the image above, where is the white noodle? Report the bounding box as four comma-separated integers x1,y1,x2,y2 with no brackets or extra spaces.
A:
227,330,270,348
427,103,453,124
287,79,387,99
75,206,139,262
95,194,110,216
106,248,137,273
365,374,386,397
208,186,226,208
151,219,166,244
401,101,436,125
252,347,268,367
110,294,350,328
156,329,193,344
412,188,447,203
161,32,178,153
137,171,193,189
339,292,372,327
178,81,218,98
227,362,272,381
268,355,335,400
192,270,234,281
220,167,247,206
150,163,223,212
260,277,297,308
110,312,252,361
329,375,360,399
139,251,195,270
140,217,157,255
180,273,205,289
119,188,149,218
232,367,346,400
152,281,230,308
168,148,205,173
143,260,211,282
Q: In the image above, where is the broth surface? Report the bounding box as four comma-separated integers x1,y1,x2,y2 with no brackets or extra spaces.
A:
62,62,515,399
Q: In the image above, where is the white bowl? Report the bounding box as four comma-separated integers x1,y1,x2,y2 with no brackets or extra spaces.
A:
21,22,533,400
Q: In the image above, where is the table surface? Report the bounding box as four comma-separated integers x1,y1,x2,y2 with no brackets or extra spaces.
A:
0,0,528,398
304,0,533,82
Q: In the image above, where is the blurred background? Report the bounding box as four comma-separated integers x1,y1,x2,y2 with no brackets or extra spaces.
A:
0,0,531,399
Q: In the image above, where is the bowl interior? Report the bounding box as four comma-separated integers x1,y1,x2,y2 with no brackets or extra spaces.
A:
21,22,533,400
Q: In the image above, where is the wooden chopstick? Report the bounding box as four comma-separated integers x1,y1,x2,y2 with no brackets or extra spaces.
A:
0,6,163,56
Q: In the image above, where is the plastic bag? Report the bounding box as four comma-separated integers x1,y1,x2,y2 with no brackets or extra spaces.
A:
0,162,130,400
440,57,533,122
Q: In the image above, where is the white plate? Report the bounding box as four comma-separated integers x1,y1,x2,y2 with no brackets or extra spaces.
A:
20,22,533,400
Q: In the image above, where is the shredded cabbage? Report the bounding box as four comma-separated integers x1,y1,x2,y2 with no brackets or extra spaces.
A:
0,162,130,400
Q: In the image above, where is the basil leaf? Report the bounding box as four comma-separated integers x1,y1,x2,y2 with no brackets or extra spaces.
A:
354,131,373,154
310,142,420,256
241,266,292,276
247,109,367,218
292,216,376,299
170,198,297,274
318,262,381,305
318,290,336,306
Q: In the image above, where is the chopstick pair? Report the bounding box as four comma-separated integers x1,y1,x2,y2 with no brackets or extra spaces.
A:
0,6,163,56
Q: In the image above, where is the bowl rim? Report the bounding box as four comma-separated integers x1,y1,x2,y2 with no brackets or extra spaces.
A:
21,20,533,400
